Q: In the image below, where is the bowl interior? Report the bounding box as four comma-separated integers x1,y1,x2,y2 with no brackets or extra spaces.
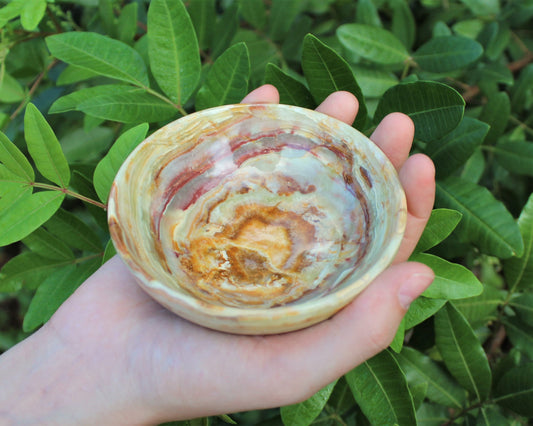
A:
108,104,406,330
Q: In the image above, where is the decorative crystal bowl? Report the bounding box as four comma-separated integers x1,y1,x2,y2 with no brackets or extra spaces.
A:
108,104,406,334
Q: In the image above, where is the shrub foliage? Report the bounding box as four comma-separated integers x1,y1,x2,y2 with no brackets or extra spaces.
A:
1,0,533,424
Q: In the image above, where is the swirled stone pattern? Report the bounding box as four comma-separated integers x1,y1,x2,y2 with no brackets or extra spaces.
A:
109,104,406,334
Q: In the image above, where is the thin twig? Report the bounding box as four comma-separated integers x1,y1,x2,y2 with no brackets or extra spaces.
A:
9,60,59,122
46,6,63,33
31,182,107,210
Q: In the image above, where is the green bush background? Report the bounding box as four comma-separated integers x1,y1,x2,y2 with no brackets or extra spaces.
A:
1,0,533,424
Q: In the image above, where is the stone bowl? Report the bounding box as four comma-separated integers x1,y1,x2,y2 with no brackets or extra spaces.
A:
108,103,406,334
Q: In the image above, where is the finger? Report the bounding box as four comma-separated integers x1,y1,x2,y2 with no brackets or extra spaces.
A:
394,154,436,263
260,262,434,405
370,113,415,171
315,91,358,125
241,84,280,104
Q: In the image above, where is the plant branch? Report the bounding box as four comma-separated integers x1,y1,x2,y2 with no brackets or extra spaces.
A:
442,400,486,425
461,48,533,103
142,85,188,116
8,59,58,123
31,182,107,210
509,115,533,138
46,6,63,33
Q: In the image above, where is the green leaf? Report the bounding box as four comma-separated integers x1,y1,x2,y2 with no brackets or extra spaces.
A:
413,36,483,73
70,171,108,230
49,84,140,114
0,132,34,181
409,381,428,411
346,350,416,425
416,403,450,425
60,126,114,164
461,148,485,183
195,43,250,111
356,0,382,27
281,15,312,61
46,32,149,87
0,72,26,103
102,239,117,265
302,34,367,130
22,264,76,330
99,0,117,37
425,117,489,179
494,364,533,417
478,91,510,144
411,253,483,299
375,81,465,142
23,258,101,332
390,318,405,353
20,0,46,31
22,227,74,260
268,0,305,42
390,0,416,50
0,0,24,28
475,405,510,425
264,63,315,109
436,177,524,258
434,303,492,401
24,103,70,187
404,296,447,329
44,208,102,253
280,380,337,426
492,140,533,177
0,191,64,248
76,90,178,123
510,64,533,113
509,293,533,327
454,285,504,327
93,123,149,203
350,65,399,98
460,0,500,17
217,414,237,425
147,0,201,105
415,208,463,253
239,0,265,30
474,63,513,87
211,3,239,59
478,22,510,62
0,167,31,204
0,252,71,292
56,65,100,86
337,24,409,65
117,2,138,44
188,0,216,51
234,30,278,84
396,347,466,408
502,317,533,359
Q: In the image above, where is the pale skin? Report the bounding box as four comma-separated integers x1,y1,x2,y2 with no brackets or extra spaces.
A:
0,85,436,425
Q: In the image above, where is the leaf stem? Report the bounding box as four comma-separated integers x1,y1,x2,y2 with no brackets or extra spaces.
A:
31,182,107,210
142,85,188,116
401,59,412,80
7,60,59,126
508,115,533,138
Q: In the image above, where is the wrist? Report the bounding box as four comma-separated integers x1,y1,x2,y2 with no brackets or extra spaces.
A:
0,320,154,425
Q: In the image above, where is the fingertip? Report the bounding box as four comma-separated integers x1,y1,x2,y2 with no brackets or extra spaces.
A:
400,153,436,220
371,112,415,170
241,84,280,104
315,91,359,125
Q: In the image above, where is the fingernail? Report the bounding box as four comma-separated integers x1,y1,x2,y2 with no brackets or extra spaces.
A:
398,273,434,310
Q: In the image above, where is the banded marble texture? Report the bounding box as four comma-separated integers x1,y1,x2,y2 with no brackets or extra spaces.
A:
108,104,406,334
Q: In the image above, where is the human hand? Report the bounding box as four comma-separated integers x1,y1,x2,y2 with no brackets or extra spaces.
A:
0,85,435,425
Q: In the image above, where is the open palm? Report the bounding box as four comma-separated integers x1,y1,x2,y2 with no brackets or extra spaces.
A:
8,85,435,425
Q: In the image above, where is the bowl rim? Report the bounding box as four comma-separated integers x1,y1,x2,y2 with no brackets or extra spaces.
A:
108,103,407,330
